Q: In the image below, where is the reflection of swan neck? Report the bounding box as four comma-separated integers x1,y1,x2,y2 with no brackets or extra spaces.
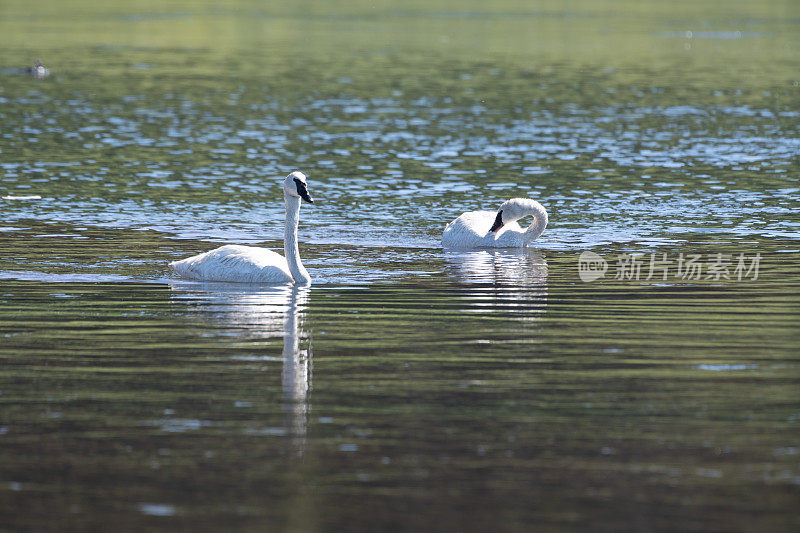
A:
282,287,309,404
522,203,548,246
284,195,310,284
282,287,310,458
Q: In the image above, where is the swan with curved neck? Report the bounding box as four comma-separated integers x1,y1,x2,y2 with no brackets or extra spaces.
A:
442,197,548,249
169,171,314,284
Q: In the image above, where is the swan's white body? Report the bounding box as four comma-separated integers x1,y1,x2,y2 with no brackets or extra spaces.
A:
170,171,314,284
442,198,548,249
170,244,299,283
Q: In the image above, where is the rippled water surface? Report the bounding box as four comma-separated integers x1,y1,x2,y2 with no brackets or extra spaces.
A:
1,1,799,531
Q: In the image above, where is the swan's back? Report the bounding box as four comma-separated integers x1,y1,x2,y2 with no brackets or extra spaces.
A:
442,211,523,248
443,210,494,242
170,245,293,283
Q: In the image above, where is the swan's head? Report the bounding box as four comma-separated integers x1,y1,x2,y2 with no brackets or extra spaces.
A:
284,171,314,204
489,198,548,232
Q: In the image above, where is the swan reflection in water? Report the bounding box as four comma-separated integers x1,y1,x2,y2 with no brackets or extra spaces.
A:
443,249,548,318
170,282,311,456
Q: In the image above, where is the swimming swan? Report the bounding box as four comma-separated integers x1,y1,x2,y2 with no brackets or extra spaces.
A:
442,197,548,249
170,171,315,284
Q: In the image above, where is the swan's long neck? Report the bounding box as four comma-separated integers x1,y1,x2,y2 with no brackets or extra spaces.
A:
522,202,549,245
284,195,311,284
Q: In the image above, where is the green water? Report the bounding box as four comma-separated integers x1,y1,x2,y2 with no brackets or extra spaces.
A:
1,1,799,531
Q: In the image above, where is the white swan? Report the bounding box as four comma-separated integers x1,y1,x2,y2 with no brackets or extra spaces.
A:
170,171,315,284
442,197,548,249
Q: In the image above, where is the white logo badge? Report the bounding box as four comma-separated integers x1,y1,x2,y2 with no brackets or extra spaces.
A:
578,251,607,282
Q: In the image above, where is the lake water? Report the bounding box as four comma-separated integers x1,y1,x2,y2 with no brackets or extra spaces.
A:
1,1,799,531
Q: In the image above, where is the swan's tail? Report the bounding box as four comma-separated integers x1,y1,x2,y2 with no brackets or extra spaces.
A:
169,258,196,279
168,248,220,279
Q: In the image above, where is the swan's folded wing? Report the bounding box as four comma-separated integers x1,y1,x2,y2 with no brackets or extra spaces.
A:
442,211,495,248
170,245,293,283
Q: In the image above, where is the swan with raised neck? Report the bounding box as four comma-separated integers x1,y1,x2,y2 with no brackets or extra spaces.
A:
442,197,548,249
169,171,314,284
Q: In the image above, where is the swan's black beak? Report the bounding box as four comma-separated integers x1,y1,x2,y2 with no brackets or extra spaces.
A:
294,178,314,204
489,210,504,232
